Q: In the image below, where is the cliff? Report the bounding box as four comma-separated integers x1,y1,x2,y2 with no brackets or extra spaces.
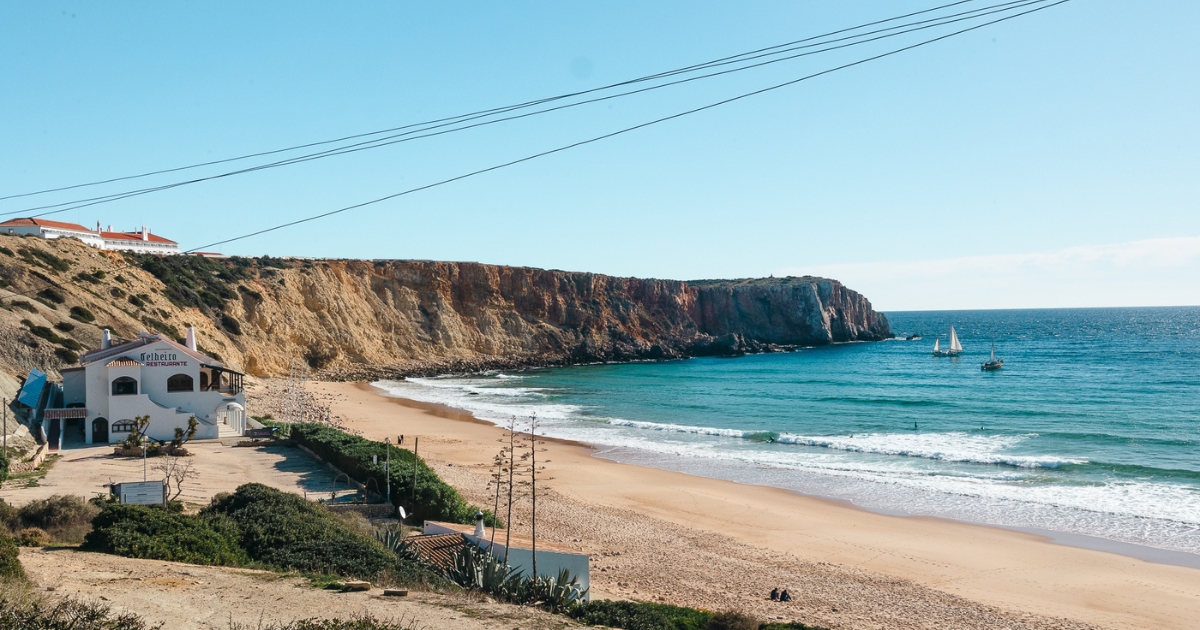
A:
0,235,889,394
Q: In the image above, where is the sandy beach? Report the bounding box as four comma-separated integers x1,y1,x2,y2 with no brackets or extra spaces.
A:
304,380,1200,630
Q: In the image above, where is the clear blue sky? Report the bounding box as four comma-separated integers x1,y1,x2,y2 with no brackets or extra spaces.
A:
2,1,1197,309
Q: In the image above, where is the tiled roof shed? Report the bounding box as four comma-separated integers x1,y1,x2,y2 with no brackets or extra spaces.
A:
405,533,470,573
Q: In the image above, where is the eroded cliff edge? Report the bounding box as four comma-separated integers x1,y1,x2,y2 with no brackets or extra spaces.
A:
0,236,889,391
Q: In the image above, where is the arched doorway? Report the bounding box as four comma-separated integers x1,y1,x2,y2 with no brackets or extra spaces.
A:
92,417,109,444
215,402,246,436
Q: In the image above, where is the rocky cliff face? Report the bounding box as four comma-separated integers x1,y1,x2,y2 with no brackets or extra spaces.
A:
0,236,889,394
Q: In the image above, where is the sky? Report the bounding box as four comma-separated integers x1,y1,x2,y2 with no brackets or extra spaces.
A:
2,1,1197,311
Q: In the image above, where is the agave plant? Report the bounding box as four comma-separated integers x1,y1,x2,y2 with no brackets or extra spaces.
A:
374,526,424,565
528,568,588,611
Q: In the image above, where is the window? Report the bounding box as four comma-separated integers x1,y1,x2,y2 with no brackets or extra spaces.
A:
167,373,194,393
111,376,138,396
111,420,137,433
200,372,210,391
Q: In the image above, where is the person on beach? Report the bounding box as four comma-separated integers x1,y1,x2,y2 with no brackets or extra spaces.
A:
770,587,779,601
780,589,792,602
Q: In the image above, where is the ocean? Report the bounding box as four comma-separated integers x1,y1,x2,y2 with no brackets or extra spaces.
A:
374,307,1200,558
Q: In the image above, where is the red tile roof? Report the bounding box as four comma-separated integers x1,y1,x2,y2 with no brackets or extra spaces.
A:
0,217,97,233
100,231,177,245
405,533,470,572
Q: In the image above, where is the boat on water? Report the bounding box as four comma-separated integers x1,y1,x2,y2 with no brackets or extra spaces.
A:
981,341,1003,371
932,326,962,357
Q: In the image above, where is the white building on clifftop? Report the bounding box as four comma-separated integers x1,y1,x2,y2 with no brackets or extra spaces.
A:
0,218,180,255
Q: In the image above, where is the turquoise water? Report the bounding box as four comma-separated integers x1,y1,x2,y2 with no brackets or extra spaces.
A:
376,307,1200,554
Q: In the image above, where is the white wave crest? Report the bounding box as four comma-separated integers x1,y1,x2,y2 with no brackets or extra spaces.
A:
606,418,760,438
775,432,1086,468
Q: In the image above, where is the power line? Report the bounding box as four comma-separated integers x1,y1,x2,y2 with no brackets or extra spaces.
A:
5,0,1052,219
186,0,1070,253
0,0,986,202
0,0,1071,308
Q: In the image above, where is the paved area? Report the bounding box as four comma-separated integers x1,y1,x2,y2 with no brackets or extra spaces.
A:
0,440,347,507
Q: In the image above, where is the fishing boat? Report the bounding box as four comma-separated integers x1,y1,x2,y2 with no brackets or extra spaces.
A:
981,341,1003,371
932,326,962,357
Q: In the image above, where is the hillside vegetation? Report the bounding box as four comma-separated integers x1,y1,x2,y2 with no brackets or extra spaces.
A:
0,234,889,400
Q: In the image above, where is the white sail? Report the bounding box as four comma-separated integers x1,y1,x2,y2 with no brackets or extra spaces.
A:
949,326,962,353
990,343,996,362
933,338,940,353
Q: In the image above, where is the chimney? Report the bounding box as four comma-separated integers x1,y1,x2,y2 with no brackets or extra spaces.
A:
473,510,485,538
96,221,101,233
185,327,197,351
101,329,111,350
107,225,113,232
142,225,148,241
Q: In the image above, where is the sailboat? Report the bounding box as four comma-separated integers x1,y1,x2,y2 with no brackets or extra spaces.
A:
932,326,962,357
981,341,1003,370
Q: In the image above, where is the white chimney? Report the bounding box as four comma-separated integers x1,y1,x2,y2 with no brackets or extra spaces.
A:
96,221,101,233
142,225,148,241
185,327,197,351
101,329,111,350
473,510,485,538
107,225,113,232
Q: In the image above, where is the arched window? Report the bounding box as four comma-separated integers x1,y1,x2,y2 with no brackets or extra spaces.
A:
167,373,194,393
111,420,137,433
111,377,138,396
200,372,210,391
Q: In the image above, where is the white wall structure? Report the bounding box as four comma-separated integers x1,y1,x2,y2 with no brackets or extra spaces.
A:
424,520,590,599
99,225,180,255
69,329,247,444
0,218,180,255
0,218,106,248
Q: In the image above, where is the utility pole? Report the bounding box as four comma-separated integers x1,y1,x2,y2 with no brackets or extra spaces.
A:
142,443,147,482
384,437,391,505
3,398,8,460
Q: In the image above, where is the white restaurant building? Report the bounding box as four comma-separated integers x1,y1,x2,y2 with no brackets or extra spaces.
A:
55,328,247,445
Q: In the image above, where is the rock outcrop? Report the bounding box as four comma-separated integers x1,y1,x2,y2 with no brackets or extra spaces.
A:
0,236,889,392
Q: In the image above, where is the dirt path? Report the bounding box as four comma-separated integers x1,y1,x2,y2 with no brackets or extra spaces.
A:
0,441,344,507
18,548,574,630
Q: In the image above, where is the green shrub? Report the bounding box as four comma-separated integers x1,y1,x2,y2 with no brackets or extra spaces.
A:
16,495,100,544
53,321,74,332
11,301,37,313
0,530,23,581
15,527,50,547
37,289,65,304
69,306,95,323
128,294,146,308
0,451,9,485
284,423,494,526
82,503,247,566
0,246,13,257
203,483,397,580
110,286,127,298
0,590,159,629
20,248,71,272
0,498,16,529
567,600,712,630
54,348,79,364
704,611,760,630
220,313,243,335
